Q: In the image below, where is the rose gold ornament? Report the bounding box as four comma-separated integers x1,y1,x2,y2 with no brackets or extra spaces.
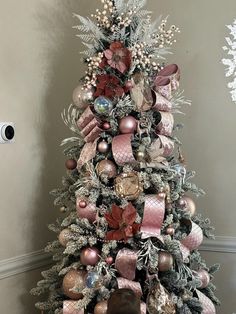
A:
58,229,72,247
115,172,143,200
196,269,210,288
158,251,174,272
182,196,196,216
94,300,108,314
105,256,114,265
96,159,117,179
80,247,100,266
97,140,110,153
65,159,77,170
119,116,137,134
72,85,94,109
62,269,86,300
158,192,166,200
103,122,111,130
76,198,96,223
78,200,87,208
166,226,175,236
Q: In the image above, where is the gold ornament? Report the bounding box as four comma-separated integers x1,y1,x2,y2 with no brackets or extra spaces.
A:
115,172,143,200
136,150,146,162
58,229,72,247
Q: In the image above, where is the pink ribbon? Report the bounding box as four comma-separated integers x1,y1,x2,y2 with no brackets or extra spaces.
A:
77,139,98,169
154,76,172,99
140,302,147,314
63,301,84,314
76,198,97,223
180,221,203,260
112,133,137,166
152,90,172,112
156,112,174,136
115,248,138,281
196,290,216,314
157,64,180,91
117,277,142,297
141,194,165,239
77,107,102,167
77,106,102,143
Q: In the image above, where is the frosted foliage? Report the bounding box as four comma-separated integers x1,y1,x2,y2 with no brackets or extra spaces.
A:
222,20,236,102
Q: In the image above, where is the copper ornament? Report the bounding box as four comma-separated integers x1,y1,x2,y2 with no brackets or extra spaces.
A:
94,300,108,314
58,229,72,247
115,172,143,200
62,270,86,300
96,159,117,179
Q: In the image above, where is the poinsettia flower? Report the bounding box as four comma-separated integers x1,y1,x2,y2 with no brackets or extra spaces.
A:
105,203,141,241
94,74,125,99
104,41,131,74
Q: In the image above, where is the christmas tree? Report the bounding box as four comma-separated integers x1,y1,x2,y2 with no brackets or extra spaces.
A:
31,1,220,313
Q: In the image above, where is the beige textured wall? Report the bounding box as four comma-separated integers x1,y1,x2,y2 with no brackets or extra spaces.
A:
0,0,235,313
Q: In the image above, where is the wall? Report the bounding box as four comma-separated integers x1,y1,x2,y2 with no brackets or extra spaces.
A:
0,0,235,313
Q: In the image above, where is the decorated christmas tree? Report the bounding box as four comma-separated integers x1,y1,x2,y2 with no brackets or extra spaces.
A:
31,1,220,313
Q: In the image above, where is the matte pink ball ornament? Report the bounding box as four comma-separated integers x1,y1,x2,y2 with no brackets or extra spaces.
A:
78,200,87,208
103,122,111,130
196,269,210,288
105,256,114,265
80,247,100,266
119,116,137,134
76,198,96,223
158,251,174,272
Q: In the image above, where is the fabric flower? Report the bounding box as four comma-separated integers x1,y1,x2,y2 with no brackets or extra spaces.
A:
105,203,140,241
104,41,131,74
94,74,125,99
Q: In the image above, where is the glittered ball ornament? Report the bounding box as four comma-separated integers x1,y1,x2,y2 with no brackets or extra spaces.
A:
65,159,77,170
119,116,137,134
158,251,174,272
97,140,110,154
94,300,108,314
94,96,113,115
96,159,117,179
72,85,94,109
62,269,86,300
181,196,196,216
80,247,100,266
195,269,210,288
85,271,101,288
58,229,72,247
76,198,97,223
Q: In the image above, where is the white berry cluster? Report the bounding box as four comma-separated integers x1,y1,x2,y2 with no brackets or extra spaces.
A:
131,43,159,71
84,53,104,88
111,9,135,32
152,19,180,48
91,0,114,29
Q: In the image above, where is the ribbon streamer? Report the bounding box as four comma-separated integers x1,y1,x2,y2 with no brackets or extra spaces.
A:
180,221,203,260
117,277,142,297
115,248,138,281
63,301,84,314
154,76,172,100
77,106,102,143
112,133,137,166
77,139,98,169
141,302,147,314
196,290,216,314
156,112,174,136
157,64,180,91
141,194,165,239
152,90,172,112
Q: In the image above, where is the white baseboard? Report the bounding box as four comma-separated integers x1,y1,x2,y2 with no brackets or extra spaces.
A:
0,236,235,280
0,250,52,280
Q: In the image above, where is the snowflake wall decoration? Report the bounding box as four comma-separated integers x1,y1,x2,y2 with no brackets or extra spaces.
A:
222,19,236,102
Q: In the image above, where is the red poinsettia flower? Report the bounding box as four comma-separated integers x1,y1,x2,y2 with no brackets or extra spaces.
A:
94,74,125,99
104,41,131,74
105,203,141,241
